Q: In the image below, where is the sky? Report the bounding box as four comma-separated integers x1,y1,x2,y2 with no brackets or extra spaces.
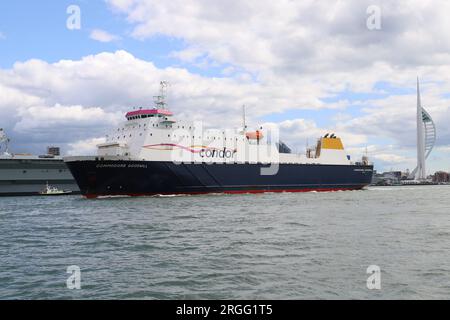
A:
1,0,450,174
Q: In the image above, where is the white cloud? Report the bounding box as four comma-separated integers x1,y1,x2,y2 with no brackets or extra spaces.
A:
14,104,120,133
0,32,5,40
67,137,107,156
106,0,450,82
169,47,204,63
436,145,450,153
90,29,121,43
373,153,412,164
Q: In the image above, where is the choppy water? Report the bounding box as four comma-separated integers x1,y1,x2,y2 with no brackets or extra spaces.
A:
1,185,450,299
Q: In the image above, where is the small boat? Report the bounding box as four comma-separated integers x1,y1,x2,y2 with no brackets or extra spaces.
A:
39,182,72,196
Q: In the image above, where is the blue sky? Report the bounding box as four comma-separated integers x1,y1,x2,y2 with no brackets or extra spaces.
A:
0,0,181,68
1,0,450,174
0,0,234,77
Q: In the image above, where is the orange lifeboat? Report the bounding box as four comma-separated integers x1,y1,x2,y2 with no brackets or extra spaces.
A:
245,130,264,140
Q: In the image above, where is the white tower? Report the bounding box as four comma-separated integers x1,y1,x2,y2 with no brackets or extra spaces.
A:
416,78,426,180
409,78,436,181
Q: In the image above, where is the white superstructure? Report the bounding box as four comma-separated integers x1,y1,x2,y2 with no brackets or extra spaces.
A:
88,82,364,167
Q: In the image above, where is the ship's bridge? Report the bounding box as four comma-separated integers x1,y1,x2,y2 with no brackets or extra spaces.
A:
125,108,173,121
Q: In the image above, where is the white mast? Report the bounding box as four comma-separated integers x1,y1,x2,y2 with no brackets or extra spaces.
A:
416,77,426,181
153,81,169,110
242,105,247,133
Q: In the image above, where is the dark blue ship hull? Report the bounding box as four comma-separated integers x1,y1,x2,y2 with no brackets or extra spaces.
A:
65,160,373,198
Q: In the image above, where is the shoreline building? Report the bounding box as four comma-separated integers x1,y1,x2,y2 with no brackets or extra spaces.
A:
408,78,436,181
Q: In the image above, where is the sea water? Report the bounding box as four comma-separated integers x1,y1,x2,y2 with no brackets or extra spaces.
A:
1,185,450,299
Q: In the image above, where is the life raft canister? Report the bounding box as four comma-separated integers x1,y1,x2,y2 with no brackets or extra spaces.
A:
245,130,263,140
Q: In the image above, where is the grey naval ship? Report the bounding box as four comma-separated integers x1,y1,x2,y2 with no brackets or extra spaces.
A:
0,128,79,196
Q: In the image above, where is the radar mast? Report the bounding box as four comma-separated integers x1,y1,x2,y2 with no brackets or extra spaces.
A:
153,81,169,110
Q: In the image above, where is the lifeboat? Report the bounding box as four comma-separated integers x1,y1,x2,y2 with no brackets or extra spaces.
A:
245,130,263,140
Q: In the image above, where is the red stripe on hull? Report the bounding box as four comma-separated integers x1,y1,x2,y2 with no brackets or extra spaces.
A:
84,187,361,199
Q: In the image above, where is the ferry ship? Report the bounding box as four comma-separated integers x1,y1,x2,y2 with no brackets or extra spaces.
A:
0,129,79,196
65,82,373,198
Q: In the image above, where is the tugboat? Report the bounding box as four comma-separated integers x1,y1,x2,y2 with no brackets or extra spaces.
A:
39,182,72,196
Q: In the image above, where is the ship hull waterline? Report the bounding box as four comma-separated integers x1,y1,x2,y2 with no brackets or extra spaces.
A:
65,160,374,198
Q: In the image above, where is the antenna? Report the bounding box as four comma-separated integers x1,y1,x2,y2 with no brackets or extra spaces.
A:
242,105,247,133
304,138,309,156
153,81,169,110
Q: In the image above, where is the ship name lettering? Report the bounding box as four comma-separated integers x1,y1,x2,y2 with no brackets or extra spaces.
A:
96,164,127,168
200,148,237,159
127,164,147,168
